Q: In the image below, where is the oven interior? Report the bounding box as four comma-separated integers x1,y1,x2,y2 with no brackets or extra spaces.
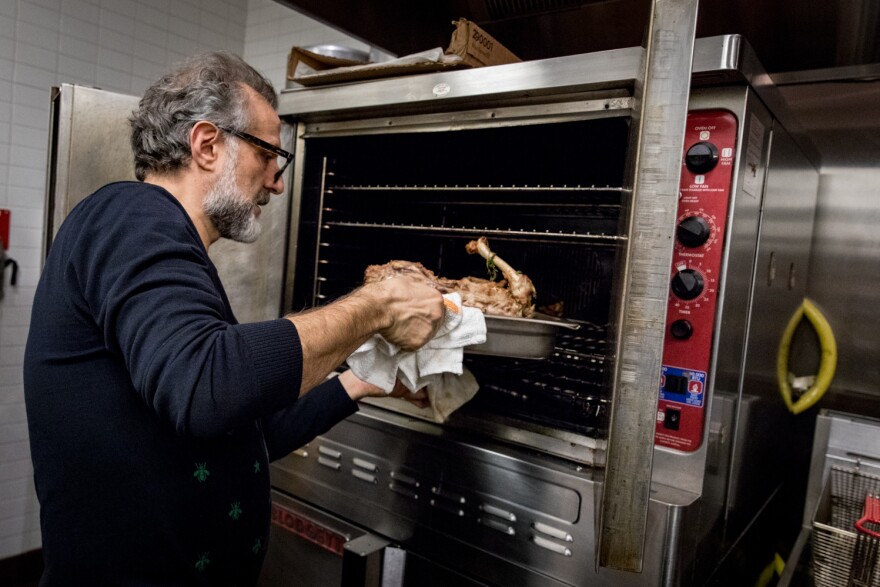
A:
290,114,631,441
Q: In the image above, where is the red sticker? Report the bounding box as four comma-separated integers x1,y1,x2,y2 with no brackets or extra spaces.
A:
1,209,10,250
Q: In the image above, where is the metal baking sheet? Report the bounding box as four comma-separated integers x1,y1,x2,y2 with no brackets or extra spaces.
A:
465,313,581,360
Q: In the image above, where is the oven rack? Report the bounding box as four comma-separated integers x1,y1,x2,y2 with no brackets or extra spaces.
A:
468,352,610,436
324,202,621,211
319,221,627,242
520,371,605,394
478,381,610,410
465,331,610,395
465,320,611,439
553,349,607,365
555,323,608,358
330,184,628,193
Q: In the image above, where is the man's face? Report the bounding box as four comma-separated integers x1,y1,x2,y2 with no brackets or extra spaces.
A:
203,139,267,243
204,88,284,244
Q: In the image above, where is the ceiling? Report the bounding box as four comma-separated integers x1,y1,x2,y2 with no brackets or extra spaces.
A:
275,0,880,167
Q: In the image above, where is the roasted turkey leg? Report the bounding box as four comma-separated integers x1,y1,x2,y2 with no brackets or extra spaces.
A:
465,237,536,312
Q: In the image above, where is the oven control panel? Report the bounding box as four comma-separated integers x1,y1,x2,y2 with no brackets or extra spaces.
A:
655,110,738,451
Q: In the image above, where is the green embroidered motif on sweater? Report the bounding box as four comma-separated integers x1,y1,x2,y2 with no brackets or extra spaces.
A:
253,460,261,473
252,538,262,554
193,463,210,482
195,553,210,571
229,502,242,520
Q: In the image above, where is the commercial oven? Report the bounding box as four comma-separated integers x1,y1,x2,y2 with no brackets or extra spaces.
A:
259,34,820,586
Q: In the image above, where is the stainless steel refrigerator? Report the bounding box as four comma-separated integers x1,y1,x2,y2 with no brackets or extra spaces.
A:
44,83,290,323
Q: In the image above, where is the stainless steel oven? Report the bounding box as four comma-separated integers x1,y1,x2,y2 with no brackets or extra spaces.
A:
259,34,820,586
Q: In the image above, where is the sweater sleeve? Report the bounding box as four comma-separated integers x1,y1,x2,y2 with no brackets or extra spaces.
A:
262,376,358,462
68,186,302,437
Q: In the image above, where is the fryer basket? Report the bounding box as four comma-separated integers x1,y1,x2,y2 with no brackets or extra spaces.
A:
812,465,880,586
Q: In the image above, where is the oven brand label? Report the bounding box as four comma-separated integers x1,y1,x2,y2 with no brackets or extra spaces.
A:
659,365,706,407
271,503,347,556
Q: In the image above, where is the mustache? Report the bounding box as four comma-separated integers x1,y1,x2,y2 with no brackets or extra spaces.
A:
255,190,271,206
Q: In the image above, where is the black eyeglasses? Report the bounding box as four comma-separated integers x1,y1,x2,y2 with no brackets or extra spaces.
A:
216,125,294,182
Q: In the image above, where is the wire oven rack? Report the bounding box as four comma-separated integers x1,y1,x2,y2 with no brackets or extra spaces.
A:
812,465,880,586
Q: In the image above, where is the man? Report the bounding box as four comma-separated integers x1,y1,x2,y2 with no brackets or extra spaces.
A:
23,52,443,585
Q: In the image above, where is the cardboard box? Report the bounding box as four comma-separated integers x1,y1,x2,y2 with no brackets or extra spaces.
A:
446,18,521,68
286,47,370,85
286,19,520,87
288,47,469,87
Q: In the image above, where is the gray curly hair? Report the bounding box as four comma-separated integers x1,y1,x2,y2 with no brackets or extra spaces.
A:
130,51,277,181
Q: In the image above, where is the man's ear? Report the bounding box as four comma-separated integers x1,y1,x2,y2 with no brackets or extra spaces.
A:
190,121,222,173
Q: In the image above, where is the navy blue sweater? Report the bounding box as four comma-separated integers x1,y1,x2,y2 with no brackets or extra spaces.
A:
23,182,357,586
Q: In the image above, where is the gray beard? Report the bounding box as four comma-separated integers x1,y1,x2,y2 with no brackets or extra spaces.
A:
203,141,268,244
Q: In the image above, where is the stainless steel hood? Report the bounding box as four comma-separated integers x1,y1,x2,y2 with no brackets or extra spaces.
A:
273,0,880,74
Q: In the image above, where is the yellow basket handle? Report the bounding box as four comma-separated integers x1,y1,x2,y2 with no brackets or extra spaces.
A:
777,298,837,415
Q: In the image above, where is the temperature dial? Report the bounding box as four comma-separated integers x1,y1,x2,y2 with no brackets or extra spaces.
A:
671,269,704,300
685,142,719,174
677,216,711,247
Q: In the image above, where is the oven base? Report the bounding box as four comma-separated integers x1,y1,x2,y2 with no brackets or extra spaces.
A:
269,407,710,587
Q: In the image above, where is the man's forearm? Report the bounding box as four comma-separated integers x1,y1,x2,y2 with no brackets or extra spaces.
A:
286,276,444,396
286,287,387,395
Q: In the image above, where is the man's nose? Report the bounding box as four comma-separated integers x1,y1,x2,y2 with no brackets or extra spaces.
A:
266,171,283,195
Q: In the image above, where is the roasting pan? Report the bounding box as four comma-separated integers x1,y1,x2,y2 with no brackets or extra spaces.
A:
465,313,581,359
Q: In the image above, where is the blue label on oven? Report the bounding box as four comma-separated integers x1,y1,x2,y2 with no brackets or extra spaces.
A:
659,365,706,407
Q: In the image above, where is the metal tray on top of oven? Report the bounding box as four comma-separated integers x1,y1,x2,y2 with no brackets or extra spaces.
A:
465,313,581,360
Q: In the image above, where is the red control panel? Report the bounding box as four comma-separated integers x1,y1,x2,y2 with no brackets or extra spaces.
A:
655,110,739,451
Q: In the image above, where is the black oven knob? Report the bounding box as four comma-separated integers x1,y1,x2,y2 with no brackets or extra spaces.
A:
685,142,719,174
677,216,711,247
670,319,693,339
671,269,704,300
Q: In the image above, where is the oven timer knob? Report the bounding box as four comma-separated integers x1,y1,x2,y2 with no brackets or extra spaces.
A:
670,319,693,340
671,269,704,300
677,216,711,247
685,141,719,174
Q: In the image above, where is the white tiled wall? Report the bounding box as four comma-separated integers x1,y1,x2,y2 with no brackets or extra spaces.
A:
0,0,345,563
0,0,249,560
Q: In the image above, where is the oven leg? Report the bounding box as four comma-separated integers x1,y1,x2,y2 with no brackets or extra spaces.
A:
341,534,406,587
380,547,406,587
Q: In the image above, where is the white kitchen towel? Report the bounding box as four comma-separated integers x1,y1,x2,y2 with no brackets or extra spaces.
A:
425,369,479,423
346,292,486,421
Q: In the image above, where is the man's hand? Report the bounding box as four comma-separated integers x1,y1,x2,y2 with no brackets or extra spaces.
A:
387,380,430,409
338,370,430,409
369,277,444,351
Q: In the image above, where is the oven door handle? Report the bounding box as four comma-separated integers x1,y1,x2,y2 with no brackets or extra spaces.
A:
341,534,406,587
